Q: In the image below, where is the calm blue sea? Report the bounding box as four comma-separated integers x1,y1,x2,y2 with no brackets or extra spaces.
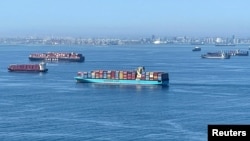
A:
1,44,250,141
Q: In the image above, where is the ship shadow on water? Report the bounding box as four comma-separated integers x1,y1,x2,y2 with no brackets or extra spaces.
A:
75,83,169,91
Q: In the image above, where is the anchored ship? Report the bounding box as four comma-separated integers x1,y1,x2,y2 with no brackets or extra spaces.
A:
29,52,84,62
215,43,236,46
201,52,230,59
192,46,201,51
8,62,48,72
227,49,249,56
75,67,169,86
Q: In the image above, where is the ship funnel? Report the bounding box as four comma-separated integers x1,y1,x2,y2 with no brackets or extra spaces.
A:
39,62,46,71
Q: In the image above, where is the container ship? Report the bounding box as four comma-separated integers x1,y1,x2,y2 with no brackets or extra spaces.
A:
227,49,249,56
8,62,48,72
215,43,236,46
29,52,84,62
75,67,169,86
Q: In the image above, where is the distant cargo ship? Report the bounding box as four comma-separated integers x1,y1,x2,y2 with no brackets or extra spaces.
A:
201,52,230,59
29,52,84,62
75,67,169,86
190,41,205,45
8,62,48,72
227,49,248,56
215,43,236,46
192,46,201,51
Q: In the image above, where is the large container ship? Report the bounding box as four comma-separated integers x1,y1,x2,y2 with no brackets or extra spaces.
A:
8,62,48,72
29,52,84,62
75,67,169,86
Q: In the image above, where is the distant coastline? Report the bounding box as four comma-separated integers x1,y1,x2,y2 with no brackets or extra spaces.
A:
0,36,250,46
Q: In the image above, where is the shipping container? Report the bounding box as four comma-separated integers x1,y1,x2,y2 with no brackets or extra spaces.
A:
111,71,115,79
107,71,111,79
132,72,136,80
88,72,91,78
115,71,119,79
127,71,132,80
149,72,154,80
91,71,95,78
153,72,158,80
103,71,107,79
157,72,162,81
119,71,124,79
95,71,100,79
123,71,128,80
99,70,103,78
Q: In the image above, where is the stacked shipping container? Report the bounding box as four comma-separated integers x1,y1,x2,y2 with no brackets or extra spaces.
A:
8,64,40,71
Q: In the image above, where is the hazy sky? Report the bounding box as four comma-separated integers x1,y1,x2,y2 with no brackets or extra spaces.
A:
0,0,249,37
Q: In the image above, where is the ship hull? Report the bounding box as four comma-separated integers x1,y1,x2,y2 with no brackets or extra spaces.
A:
75,77,169,86
201,56,230,59
8,68,48,72
29,57,84,62
29,52,85,62
235,54,248,56
192,48,201,51
201,53,230,59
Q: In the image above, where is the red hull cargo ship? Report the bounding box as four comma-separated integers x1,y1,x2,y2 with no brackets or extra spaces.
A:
8,62,48,72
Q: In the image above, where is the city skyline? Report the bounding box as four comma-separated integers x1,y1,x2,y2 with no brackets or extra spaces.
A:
2,34,250,46
0,0,250,38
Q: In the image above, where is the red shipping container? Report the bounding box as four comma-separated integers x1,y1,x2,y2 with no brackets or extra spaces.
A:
99,70,103,78
153,72,158,80
127,72,132,80
132,72,136,80
141,74,146,80
111,71,115,79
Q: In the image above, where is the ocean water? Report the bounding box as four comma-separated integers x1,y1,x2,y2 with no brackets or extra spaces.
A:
1,44,250,141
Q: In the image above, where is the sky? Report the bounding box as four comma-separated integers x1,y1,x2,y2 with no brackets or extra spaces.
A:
0,0,249,38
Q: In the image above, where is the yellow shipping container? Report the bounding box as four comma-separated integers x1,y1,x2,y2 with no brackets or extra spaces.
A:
119,71,124,79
